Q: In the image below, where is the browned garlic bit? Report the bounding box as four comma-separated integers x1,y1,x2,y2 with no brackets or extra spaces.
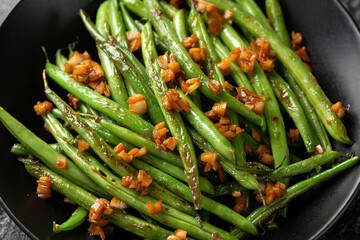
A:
126,31,142,52
121,170,153,196
167,229,188,240
65,51,111,97
128,94,148,115
36,176,53,199
146,200,162,215
153,122,178,151
33,101,53,115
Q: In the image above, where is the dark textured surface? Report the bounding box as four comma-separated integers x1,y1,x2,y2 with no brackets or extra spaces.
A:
317,1,360,238
0,0,360,240
320,2,360,238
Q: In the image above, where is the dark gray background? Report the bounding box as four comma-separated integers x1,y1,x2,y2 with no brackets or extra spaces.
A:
0,0,360,239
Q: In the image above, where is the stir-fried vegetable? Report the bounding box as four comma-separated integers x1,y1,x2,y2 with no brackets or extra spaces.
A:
0,0,357,239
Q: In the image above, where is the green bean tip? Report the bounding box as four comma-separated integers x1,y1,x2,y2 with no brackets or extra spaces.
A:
53,221,62,233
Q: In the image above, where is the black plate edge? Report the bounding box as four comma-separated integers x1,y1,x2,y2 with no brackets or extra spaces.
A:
310,1,360,239
0,0,359,240
0,0,38,237
0,196,37,240
0,0,19,27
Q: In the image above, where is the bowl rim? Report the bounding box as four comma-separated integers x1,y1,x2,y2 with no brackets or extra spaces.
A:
0,0,359,240
310,0,360,238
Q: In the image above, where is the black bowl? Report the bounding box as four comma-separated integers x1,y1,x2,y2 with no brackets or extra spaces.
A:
0,0,360,239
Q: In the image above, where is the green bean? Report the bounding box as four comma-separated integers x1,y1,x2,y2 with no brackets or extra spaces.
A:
58,103,255,235
14,134,201,196
21,158,173,239
281,65,332,151
101,3,150,86
11,1,357,238
236,0,329,153
79,100,117,123
41,114,236,239
266,221,279,231
123,0,149,18
53,206,88,233
189,8,247,165
221,160,263,191
213,33,268,157
188,127,271,174
141,21,202,210
144,0,266,130
211,36,254,91
120,2,140,32
45,62,154,138
218,10,290,215
132,157,258,236
218,23,289,170
80,10,166,125
42,102,136,181
260,151,342,182
43,80,195,215
242,131,259,152
207,0,351,144
232,155,360,238
47,111,197,217
125,82,137,97
11,143,63,156
265,0,291,47
81,101,116,125
0,106,106,197
108,5,146,96
134,151,259,234
289,152,302,163
239,162,273,175
190,126,262,216
234,0,274,32
173,9,188,42
55,49,67,71
77,102,99,115
121,75,149,119
96,1,129,108
139,155,214,195
67,41,76,56
159,0,178,19
172,8,202,108
108,0,128,48
187,126,261,189
99,118,183,166
273,36,332,151
77,116,124,146
77,106,218,194
237,114,271,147
135,157,205,213
78,105,185,170
177,90,236,163
135,20,169,52
219,22,250,49
261,0,332,151
267,71,315,152
138,211,160,227
213,182,246,197
23,113,265,175
230,114,247,166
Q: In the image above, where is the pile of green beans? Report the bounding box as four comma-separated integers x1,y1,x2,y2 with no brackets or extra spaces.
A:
0,0,358,239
